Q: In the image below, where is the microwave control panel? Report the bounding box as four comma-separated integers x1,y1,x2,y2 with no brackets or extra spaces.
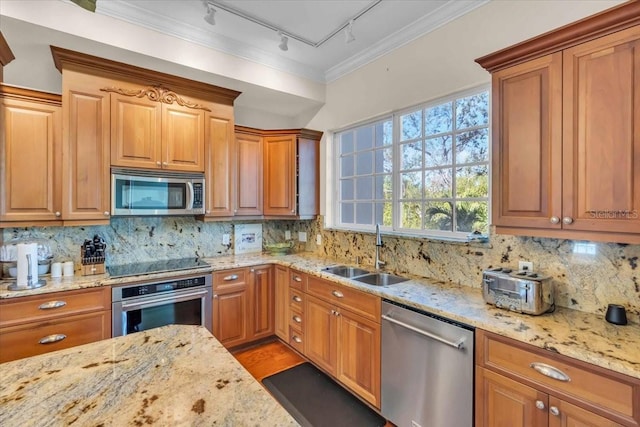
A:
193,183,203,209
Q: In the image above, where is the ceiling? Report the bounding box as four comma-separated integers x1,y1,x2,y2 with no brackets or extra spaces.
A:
96,0,489,83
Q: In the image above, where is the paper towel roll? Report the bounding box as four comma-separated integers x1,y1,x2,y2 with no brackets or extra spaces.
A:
16,243,39,286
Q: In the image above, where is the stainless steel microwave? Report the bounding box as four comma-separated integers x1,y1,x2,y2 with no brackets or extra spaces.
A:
111,168,205,216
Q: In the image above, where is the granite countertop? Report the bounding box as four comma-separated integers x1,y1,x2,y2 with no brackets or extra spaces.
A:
0,324,298,427
1,252,638,381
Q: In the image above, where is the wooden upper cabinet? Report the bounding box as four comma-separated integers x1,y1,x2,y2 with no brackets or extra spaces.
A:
162,102,204,171
562,26,640,235
204,105,234,218
235,129,263,216
0,86,61,225
492,53,563,230
263,134,296,216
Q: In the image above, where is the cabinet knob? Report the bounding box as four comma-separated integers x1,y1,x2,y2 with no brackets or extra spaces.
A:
562,216,573,225
293,315,302,323
39,301,66,310
250,269,255,273
55,211,61,217
103,211,110,216
293,276,302,282
39,334,67,344
156,161,162,166
213,294,218,298
549,406,560,417
549,216,560,224
535,400,545,410
291,209,295,213
162,161,168,166
292,295,302,303
223,274,239,281
234,209,238,213
332,290,344,298
206,210,211,214
292,335,302,343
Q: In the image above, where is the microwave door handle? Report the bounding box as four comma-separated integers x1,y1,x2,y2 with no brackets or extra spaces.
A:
186,182,194,210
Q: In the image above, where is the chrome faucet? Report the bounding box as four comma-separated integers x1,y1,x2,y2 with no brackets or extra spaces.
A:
375,224,385,270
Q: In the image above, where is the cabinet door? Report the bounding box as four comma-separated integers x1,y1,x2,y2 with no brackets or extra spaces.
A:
213,285,248,347
476,367,548,427
492,53,563,230
162,103,204,172
548,397,622,427
263,135,296,216
63,72,111,222
304,294,337,376
235,132,262,215
110,94,161,169
562,26,640,234
337,309,380,407
249,265,274,340
274,265,289,341
1,96,61,223
205,108,234,217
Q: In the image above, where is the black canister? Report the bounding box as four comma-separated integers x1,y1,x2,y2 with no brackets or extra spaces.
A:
605,304,628,325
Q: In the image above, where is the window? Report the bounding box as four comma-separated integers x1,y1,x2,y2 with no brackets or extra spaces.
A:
335,87,489,239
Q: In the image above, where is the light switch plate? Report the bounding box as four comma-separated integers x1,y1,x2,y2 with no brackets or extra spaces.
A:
285,230,291,240
316,234,322,245
518,261,533,272
298,232,307,242
222,234,230,245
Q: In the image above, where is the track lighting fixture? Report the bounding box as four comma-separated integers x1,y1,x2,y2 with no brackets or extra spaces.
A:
203,1,216,26
345,19,355,43
278,32,289,51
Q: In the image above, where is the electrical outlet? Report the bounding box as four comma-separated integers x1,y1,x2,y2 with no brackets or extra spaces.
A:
285,230,291,240
518,261,534,272
316,234,322,245
222,234,230,245
298,232,307,242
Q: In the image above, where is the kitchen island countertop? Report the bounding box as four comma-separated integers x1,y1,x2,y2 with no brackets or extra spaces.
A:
0,324,298,427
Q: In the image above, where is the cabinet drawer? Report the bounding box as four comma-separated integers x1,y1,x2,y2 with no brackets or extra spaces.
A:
289,287,304,311
290,306,303,329
306,277,380,322
477,330,639,423
0,310,111,363
289,326,304,353
289,270,307,290
0,287,110,328
213,268,246,289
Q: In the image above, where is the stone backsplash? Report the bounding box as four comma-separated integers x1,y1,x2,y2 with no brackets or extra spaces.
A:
320,226,640,324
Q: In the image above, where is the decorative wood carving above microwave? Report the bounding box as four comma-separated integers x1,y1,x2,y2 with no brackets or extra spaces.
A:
100,85,212,112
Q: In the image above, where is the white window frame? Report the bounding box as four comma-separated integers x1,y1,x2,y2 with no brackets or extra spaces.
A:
333,85,490,241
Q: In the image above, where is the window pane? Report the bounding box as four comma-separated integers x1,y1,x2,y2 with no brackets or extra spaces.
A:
401,172,422,199
425,136,452,167
375,120,393,147
340,132,354,154
355,176,373,200
341,179,354,200
400,111,422,141
424,201,453,231
425,169,452,198
356,126,373,151
355,151,373,175
456,165,488,198
456,128,488,164
375,202,392,226
375,148,393,173
425,102,452,135
341,155,354,177
341,203,354,223
400,142,422,170
456,92,489,129
456,201,488,233
400,202,422,229
356,203,372,225
375,174,392,200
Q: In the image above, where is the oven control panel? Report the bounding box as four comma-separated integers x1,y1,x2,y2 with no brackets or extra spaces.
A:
119,276,208,299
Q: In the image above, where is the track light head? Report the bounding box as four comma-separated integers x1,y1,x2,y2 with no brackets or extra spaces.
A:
278,32,289,51
203,2,216,25
345,19,355,43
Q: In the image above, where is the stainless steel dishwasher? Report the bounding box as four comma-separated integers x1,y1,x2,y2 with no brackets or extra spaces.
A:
381,300,474,427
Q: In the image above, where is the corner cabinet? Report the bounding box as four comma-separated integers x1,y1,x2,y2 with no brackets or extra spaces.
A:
234,127,263,216
476,3,640,243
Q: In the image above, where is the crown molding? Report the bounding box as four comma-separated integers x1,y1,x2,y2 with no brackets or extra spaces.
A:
325,0,489,82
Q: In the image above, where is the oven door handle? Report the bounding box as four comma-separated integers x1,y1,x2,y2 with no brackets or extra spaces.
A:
121,289,209,311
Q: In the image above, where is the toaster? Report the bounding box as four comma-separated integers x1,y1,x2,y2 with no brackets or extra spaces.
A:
482,268,554,315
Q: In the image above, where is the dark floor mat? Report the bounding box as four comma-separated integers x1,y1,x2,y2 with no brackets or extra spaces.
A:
262,362,386,427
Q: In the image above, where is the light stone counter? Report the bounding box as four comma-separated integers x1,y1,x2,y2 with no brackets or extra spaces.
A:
1,253,638,381
0,324,298,427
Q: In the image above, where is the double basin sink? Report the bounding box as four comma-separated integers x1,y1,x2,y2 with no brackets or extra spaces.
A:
322,265,409,286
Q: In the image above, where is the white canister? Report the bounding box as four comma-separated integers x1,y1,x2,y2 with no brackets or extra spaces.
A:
63,261,74,277
51,262,62,278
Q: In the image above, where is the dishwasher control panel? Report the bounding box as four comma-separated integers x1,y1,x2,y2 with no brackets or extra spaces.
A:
482,268,554,315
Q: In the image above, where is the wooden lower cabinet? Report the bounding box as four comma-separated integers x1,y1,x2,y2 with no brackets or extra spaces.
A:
213,284,248,347
249,265,274,340
274,265,289,341
476,329,639,427
305,294,338,376
0,287,111,363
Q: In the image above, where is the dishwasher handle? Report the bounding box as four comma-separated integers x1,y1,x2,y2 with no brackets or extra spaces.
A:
382,314,466,350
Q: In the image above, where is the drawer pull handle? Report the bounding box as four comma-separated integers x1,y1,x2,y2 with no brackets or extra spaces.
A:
292,276,302,282
39,334,67,344
535,400,545,410
223,274,239,281
292,295,302,303
38,301,67,310
292,335,302,343
293,315,302,323
530,362,571,382
332,290,344,298
549,406,560,417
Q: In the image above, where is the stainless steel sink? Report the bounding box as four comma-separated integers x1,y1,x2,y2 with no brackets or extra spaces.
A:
353,273,409,286
323,265,371,278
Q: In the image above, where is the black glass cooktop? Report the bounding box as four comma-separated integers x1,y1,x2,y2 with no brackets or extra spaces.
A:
107,258,210,278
